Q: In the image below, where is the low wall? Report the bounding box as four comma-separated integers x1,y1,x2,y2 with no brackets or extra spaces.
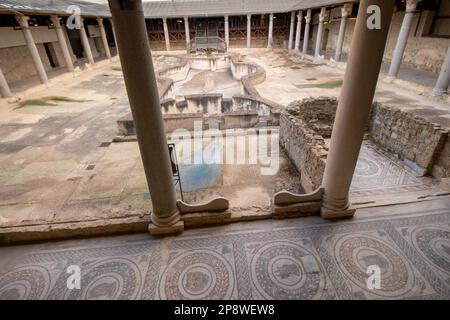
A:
280,97,450,192
369,103,449,176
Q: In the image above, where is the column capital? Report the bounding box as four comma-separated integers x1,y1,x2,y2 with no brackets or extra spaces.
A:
97,17,103,22
269,13,274,21
224,15,228,21
406,0,420,12
162,17,167,23
341,3,352,18
247,14,252,19
291,11,296,19
305,9,312,23
50,15,62,27
15,15,30,28
297,11,303,21
319,7,328,23
184,16,189,21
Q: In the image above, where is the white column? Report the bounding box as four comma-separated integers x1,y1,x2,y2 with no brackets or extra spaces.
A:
294,11,302,51
224,15,229,49
388,0,420,77
97,18,111,60
109,0,180,227
267,13,274,48
247,14,251,49
16,15,48,84
322,0,394,218
314,7,327,57
0,68,13,98
288,11,295,50
109,18,119,54
335,4,352,61
50,16,75,72
184,16,190,50
432,46,450,96
79,18,95,65
302,9,311,54
163,17,170,51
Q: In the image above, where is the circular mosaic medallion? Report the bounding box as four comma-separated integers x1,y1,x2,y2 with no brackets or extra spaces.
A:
0,265,51,300
334,234,414,297
412,227,450,274
64,258,142,300
159,250,234,300
250,241,325,299
354,157,381,177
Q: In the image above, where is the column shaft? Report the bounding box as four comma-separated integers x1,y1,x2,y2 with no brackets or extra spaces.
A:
16,15,48,84
224,16,229,49
432,45,450,96
247,14,251,49
314,7,327,57
79,18,95,65
108,0,179,226
0,68,13,98
110,18,119,53
335,4,352,61
97,18,111,60
268,13,274,48
163,17,170,51
288,11,295,50
322,0,394,217
388,0,418,77
184,17,190,50
50,16,75,72
302,9,311,54
294,11,302,51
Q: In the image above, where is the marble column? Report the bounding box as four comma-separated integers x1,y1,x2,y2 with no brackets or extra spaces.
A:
16,15,48,84
0,68,13,98
97,18,112,60
314,7,327,57
109,18,119,53
432,45,450,96
268,13,274,48
184,16,190,51
109,0,180,227
50,16,75,72
288,11,295,50
224,15,229,49
294,11,302,51
247,14,252,49
335,4,352,61
388,0,419,77
163,17,170,51
79,18,95,65
321,0,394,218
302,9,311,54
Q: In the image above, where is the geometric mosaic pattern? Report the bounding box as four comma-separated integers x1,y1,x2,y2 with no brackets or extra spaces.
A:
0,206,449,300
350,140,433,197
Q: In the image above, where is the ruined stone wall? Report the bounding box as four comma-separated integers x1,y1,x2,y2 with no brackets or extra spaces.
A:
369,103,449,176
279,109,328,192
280,97,450,193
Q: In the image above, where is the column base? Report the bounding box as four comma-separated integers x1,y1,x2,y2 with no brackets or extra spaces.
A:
148,220,184,236
432,87,447,97
320,206,355,219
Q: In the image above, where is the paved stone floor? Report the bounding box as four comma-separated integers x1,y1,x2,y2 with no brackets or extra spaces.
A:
0,199,449,300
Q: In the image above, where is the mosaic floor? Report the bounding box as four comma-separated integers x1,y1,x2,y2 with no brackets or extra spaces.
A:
350,141,434,198
0,199,449,300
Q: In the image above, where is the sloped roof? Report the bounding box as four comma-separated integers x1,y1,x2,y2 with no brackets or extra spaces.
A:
142,0,352,18
0,0,353,19
0,0,111,17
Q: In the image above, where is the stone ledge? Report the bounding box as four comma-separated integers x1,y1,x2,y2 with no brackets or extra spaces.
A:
273,201,322,219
